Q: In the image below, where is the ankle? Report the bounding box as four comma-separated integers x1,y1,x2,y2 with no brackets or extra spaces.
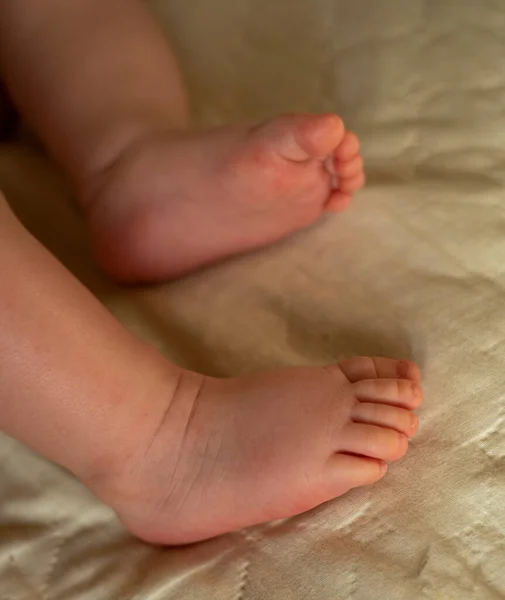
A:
75,98,191,211
83,366,207,503
77,120,173,210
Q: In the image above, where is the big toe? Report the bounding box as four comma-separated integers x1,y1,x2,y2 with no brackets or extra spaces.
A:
338,356,422,384
253,113,345,162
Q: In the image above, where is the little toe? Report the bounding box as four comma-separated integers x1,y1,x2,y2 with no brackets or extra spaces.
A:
325,191,353,213
339,172,366,194
254,113,345,162
334,131,360,162
339,422,409,462
324,454,387,495
335,155,364,179
352,402,419,437
353,378,422,410
338,357,421,384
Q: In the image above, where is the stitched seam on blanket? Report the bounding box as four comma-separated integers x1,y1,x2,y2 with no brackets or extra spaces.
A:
40,532,67,600
235,530,253,600
0,529,66,600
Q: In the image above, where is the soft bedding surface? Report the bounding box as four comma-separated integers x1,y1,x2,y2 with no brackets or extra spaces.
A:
1,1,505,598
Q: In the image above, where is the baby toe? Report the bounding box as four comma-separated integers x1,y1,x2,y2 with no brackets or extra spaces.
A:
395,360,422,382
338,357,421,384
324,454,387,496
334,131,360,161
339,422,409,462
254,113,345,162
352,402,419,437
352,378,422,410
339,172,365,194
325,191,352,213
335,155,364,178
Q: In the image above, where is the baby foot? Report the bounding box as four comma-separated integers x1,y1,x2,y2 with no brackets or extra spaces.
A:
89,357,421,545
85,113,364,282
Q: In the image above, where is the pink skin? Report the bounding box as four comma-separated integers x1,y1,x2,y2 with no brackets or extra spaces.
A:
89,357,421,545
0,0,419,547
0,195,421,545
86,113,365,282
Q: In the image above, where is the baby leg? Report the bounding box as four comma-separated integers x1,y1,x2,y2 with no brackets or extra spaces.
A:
0,191,421,544
0,0,364,283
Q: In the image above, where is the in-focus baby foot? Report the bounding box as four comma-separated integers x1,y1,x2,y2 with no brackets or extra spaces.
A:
85,113,365,282
90,357,421,545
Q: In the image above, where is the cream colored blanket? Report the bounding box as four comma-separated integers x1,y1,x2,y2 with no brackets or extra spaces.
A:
1,1,505,598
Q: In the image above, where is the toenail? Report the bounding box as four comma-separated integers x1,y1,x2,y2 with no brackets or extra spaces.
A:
411,382,421,398
410,412,419,430
323,113,344,134
396,361,411,379
379,461,388,475
397,433,409,456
